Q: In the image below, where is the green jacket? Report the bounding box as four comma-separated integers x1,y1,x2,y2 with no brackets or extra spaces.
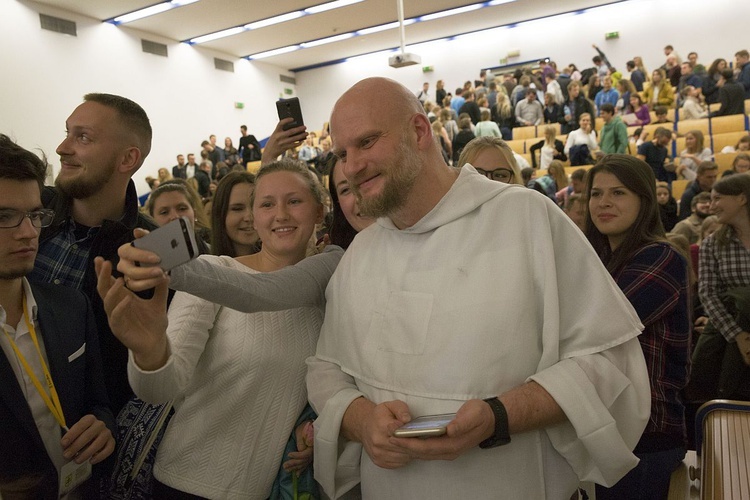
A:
599,116,629,154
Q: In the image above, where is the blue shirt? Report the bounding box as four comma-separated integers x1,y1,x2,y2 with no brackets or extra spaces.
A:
594,88,620,114
450,96,465,115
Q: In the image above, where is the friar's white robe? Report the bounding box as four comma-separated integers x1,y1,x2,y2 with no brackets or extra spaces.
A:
307,165,651,499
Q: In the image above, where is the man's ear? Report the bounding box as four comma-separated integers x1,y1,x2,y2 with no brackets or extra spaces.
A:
118,146,142,175
411,113,433,151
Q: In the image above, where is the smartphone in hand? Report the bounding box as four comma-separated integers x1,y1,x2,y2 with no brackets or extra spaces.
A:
276,97,304,131
392,413,456,438
132,217,198,271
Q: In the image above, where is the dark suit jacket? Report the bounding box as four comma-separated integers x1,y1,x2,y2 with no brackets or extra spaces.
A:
711,82,745,117
37,181,159,414
0,282,115,499
172,165,187,179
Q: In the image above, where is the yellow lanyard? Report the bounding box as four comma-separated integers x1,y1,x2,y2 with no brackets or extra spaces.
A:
2,292,68,431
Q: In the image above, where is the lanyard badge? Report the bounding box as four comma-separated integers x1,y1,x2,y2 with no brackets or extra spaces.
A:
2,293,68,431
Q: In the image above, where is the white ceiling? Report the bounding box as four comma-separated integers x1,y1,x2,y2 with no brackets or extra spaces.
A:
33,0,623,72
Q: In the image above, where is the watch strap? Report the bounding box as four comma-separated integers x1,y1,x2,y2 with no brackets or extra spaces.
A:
479,397,511,449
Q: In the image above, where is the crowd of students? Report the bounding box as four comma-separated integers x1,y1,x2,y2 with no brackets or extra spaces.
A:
2,41,750,500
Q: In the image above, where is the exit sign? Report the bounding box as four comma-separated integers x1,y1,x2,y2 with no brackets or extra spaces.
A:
605,31,619,40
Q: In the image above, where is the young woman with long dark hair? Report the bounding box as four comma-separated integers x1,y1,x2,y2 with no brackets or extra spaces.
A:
584,154,691,500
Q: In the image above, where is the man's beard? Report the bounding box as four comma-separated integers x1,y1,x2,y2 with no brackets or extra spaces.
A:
354,141,421,218
55,163,114,199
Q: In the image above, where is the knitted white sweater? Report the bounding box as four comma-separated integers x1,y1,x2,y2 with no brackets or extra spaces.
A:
128,256,323,499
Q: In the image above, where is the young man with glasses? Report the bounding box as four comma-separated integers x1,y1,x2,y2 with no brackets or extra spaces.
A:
0,134,114,499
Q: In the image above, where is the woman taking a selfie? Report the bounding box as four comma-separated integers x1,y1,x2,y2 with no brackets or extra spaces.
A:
584,154,691,499
97,159,326,498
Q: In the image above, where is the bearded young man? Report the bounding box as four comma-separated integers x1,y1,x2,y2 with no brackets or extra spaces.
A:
31,93,157,415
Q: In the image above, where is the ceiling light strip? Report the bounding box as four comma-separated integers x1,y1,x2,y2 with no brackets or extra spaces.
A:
109,0,199,25
186,0,363,44
246,0,516,60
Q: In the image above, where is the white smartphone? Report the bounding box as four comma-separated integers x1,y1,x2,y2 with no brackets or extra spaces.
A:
392,413,456,438
132,217,198,271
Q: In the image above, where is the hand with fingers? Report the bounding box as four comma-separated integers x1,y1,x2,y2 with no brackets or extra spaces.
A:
61,414,115,465
349,399,414,469
262,119,308,165
284,420,315,474
388,399,494,462
113,228,170,292
94,256,170,371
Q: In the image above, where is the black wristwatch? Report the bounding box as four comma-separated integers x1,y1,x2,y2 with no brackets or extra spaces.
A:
479,397,511,449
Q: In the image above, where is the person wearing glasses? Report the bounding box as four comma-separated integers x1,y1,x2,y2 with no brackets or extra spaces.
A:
456,136,523,185
0,135,115,499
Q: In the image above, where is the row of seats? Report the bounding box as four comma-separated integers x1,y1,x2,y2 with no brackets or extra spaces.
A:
535,150,745,203
512,99,750,141
509,131,748,162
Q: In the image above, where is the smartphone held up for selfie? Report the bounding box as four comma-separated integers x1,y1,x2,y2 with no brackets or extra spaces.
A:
132,216,198,271
276,97,304,131
392,413,456,438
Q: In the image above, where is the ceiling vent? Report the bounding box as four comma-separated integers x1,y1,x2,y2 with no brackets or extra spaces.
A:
40,14,76,36
280,75,296,85
214,58,234,72
142,39,168,57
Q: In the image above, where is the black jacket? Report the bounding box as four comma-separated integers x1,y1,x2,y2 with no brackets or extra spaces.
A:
458,101,481,125
562,96,596,134
37,181,159,415
710,81,745,117
0,282,115,499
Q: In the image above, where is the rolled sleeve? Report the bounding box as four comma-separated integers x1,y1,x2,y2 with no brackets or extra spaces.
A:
530,338,650,486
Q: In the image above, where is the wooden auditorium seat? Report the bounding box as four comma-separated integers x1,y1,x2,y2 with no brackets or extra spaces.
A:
712,131,749,152
246,160,262,174
715,152,740,174
677,118,710,136
506,139,526,154
513,126,537,140
710,114,746,135
671,179,691,201
691,400,750,499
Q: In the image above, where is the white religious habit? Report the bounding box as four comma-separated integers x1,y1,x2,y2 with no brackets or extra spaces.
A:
307,165,651,500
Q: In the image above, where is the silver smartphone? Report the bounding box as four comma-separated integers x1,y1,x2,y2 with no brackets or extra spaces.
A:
132,216,198,271
392,413,456,438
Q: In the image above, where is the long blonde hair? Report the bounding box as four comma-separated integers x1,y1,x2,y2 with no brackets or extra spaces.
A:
543,125,557,146
494,93,512,119
547,160,568,190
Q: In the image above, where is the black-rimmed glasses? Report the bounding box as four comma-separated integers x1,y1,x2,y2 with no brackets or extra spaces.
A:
0,209,55,229
476,167,514,183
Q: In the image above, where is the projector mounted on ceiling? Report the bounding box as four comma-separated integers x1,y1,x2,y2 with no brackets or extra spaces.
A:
390,0,420,69
389,52,421,68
